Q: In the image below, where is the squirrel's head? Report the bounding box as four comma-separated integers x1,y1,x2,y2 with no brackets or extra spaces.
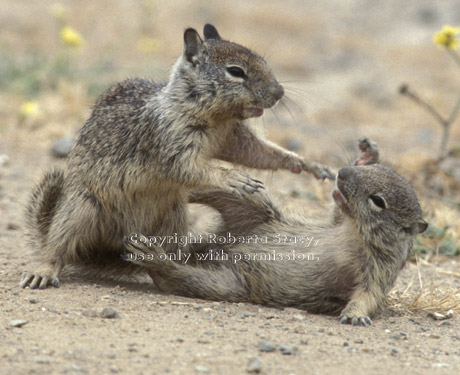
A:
171,24,284,121
333,164,428,245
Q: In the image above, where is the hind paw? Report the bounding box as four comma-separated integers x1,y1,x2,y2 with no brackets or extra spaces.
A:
339,314,372,327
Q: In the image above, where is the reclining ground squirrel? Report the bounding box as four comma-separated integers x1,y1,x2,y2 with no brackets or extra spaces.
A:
125,139,428,326
21,24,332,289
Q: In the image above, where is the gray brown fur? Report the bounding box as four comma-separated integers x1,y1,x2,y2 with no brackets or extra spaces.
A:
21,24,332,289
125,139,428,326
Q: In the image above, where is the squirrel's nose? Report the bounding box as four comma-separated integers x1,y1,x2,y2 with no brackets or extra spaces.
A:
272,85,284,101
338,167,354,180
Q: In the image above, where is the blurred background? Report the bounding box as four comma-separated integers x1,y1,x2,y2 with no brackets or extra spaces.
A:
1,0,460,252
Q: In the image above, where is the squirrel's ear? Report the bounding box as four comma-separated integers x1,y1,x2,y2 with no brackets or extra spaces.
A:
183,28,204,66
417,220,428,234
203,24,221,40
401,220,428,237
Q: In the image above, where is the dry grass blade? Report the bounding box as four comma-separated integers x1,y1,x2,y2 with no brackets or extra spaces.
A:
389,259,460,315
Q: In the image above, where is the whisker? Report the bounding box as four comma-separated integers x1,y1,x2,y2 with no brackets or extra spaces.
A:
279,95,310,124
283,87,317,108
269,107,282,130
278,100,299,128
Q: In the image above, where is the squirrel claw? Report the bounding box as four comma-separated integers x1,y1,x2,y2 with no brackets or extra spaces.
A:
243,177,265,193
20,272,59,289
231,188,244,199
226,170,264,197
304,163,335,180
339,314,372,327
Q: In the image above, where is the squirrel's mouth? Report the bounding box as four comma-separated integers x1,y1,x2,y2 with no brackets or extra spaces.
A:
332,182,352,217
332,188,347,206
241,107,264,119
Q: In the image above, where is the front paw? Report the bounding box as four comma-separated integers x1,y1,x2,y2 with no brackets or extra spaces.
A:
339,314,372,327
20,270,60,290
300,161,335,180
353,138,379,166
224,169,264,197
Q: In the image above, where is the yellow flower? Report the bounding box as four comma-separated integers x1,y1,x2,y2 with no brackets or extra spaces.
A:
138,37,161,55
433,25,460,50
60,26,84,48
20,101,40,118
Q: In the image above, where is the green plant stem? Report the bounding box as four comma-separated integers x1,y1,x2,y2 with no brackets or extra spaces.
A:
399,85,447,126
440,94,460,159
399,84,460,160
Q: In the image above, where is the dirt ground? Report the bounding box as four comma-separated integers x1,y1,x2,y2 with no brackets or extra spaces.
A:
1,1,460,374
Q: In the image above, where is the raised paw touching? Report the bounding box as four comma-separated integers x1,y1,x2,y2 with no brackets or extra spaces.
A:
339,314,372,327
301,161,335,180
354,138,379,166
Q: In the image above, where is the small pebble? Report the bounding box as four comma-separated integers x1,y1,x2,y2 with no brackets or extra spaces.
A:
82,310,99,318
421,326,430,332
7,223,20,230
100,307,119,319
195,365,210,373
0,154,9,167
285,138,302,152
432,363,450,368
71,365,85,371
10,319,29,328
51,136,75,158
343,342,349,347
354,339,364,344
258,340,277,352
35,356,52,364
29,298,38,304
279,344,296,355
391,348,399,355
246,357,263,373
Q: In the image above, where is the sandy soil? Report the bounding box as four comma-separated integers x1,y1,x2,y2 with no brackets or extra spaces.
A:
1,0,460,374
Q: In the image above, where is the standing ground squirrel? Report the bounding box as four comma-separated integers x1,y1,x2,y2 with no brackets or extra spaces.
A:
21,24,332,289
125,139,428,326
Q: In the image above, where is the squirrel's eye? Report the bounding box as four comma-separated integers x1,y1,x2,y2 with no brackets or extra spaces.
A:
369,194,387,210
226,66,247,79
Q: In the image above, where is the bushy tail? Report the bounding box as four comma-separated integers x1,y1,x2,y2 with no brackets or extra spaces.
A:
25,169,65,246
